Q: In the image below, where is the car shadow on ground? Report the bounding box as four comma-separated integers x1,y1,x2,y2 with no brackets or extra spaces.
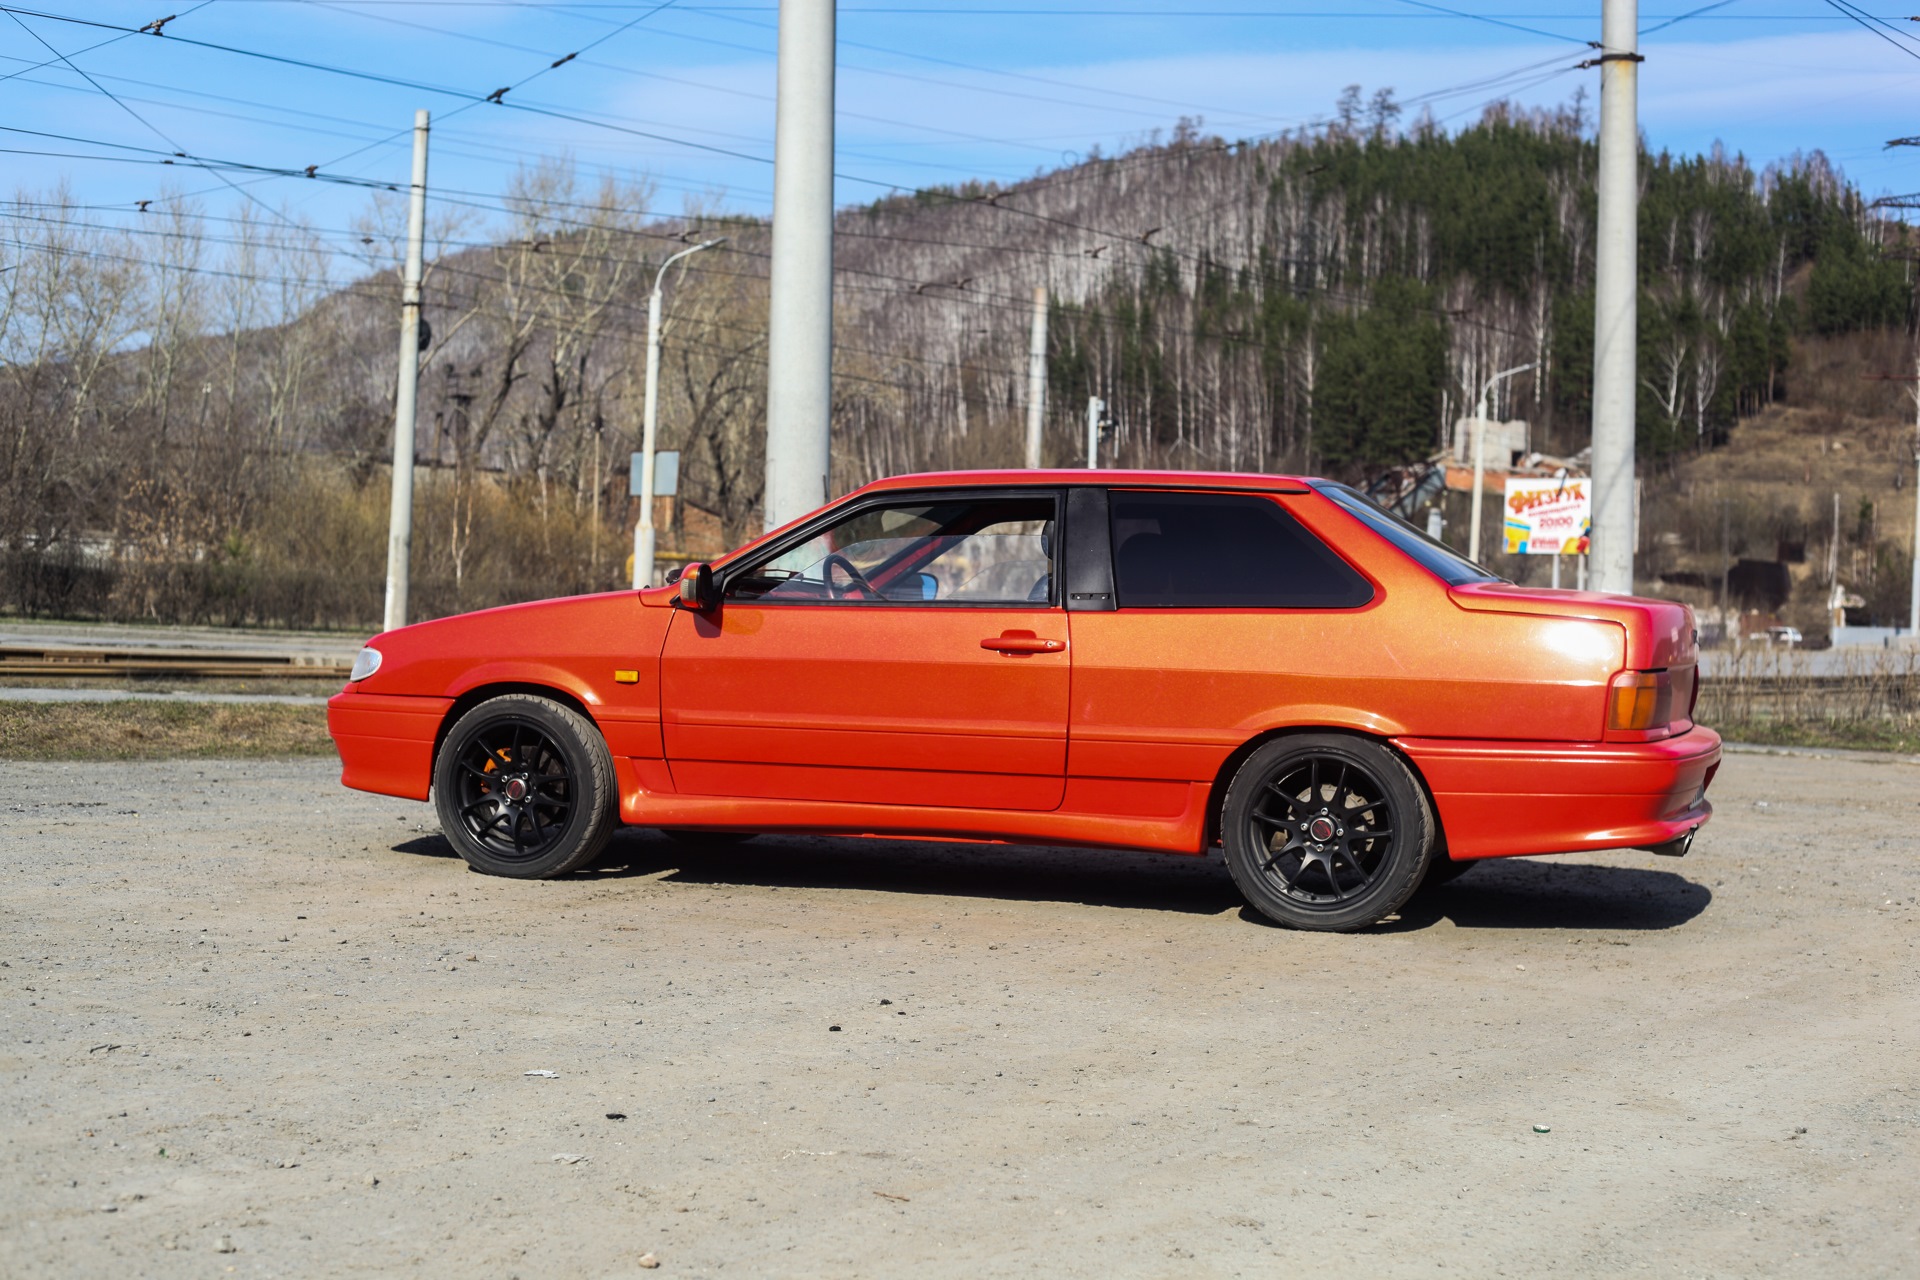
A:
590,830,1244,916
1383,858,1712,932
392,835,462,860
390,830,1712,931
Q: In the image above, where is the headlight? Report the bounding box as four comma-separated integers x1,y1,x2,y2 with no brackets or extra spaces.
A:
349,647,383,682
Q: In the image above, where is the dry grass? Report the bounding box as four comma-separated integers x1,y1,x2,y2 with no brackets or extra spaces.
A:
1707,717,1920,754
0,700,334,761
1695,647,1920,752
1697,647,1920,725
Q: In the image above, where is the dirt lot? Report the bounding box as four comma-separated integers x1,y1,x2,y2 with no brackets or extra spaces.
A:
2,750,1916,1278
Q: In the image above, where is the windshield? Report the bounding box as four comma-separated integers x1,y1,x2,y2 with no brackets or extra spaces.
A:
1315,482,1502,586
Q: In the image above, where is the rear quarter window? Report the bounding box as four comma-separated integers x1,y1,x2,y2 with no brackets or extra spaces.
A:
1315,482,1501,586
1109,490,1374,609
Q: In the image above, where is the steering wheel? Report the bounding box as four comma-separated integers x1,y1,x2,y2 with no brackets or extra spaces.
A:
822,553,880,601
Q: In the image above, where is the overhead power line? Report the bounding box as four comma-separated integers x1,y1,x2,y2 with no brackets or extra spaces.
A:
297,0,1094,161
1823,0,1920,61
302,0,685,173
1389,0,1589,44
2,5,335,243
0,5,826,181
197,2,1835,26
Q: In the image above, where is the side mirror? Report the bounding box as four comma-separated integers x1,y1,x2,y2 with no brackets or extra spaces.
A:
676,562,719,611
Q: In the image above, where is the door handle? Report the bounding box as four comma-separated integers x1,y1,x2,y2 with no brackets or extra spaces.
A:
981,633,1065,654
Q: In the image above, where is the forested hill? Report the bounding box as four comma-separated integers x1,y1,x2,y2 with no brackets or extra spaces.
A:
836,105,1904,489
2,98,1910,625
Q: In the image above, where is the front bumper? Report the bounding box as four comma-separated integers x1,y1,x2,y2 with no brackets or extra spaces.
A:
327,689,454,801
1392,724,1721,861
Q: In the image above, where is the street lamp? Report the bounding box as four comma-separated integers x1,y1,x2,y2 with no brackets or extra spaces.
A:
634,237,727,589
1468,362,1536,565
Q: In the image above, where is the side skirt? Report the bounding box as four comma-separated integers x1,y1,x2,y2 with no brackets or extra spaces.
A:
612,758,1212,856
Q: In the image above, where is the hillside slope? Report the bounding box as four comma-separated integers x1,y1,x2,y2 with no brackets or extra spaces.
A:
3,105,1912,626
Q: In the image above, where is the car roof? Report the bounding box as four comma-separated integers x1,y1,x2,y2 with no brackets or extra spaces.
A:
844,469,1318,496
712,469,1333,570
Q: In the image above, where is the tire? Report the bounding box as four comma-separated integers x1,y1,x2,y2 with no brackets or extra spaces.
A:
1221,733,1435,932
432,694,618,879
658,828,758,848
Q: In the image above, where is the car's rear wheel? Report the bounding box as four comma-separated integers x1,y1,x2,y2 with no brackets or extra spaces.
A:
1221,734,1434,931
433,694,617,879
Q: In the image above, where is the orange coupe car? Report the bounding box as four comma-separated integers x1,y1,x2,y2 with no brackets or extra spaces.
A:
329,470,1719,931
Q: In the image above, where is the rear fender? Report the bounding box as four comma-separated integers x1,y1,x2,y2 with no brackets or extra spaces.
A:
1203,720,1437,851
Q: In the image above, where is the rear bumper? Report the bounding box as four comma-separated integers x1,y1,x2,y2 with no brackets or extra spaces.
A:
327,690,453,801
1392,724,1721,861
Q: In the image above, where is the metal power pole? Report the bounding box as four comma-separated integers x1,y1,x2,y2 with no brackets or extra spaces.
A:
1467,362,1535,565
763,0,836,531
1085,396,1105,469
635,238,726,589
382,109,429,633
1589,0,1640,595
1024,286,1048,468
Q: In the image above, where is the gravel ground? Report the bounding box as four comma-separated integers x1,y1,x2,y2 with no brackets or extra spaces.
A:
1,752,1916,1278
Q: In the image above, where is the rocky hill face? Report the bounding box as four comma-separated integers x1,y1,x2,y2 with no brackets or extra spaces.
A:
1640,331,1917,639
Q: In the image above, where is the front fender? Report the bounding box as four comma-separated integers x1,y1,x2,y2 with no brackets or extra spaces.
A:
447,661,605,710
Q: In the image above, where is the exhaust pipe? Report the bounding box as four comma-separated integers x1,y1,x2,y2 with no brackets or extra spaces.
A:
1639,827,1697,858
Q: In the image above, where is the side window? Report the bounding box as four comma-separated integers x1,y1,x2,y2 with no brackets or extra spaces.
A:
726,496,1058,605
1109,491,1373,609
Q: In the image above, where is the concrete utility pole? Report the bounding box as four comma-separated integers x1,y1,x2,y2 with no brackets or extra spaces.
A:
1024,286,1048,468
1467,362,1535,565
763,0,836,531
1910,345,1920,635
1589,0,1641,595
1085,397,1105,469
635,238,726,589
1880,159,1920,637
382,109,429,633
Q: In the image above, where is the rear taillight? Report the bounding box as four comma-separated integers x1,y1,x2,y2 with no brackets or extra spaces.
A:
1607,669,1675,732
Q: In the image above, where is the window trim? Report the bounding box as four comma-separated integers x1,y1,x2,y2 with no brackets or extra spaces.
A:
1105,486,1379,612
718,487,1066,609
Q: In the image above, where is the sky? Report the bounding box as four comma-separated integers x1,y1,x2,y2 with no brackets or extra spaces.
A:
4,2,1920,261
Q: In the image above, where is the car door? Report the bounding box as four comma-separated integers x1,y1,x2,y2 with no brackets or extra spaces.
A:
660,489,1070,811
1066,487,1382,795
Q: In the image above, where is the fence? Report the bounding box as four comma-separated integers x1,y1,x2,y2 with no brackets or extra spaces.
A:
1697,647,1920,729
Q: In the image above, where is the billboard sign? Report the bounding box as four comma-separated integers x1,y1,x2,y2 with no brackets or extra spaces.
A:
1503,475,1590,556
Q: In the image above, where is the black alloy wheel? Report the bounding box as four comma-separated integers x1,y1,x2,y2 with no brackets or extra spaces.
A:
433,694,617,878
1221,734,1434,931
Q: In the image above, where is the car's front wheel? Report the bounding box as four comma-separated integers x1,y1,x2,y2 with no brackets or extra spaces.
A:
433,694,617,878
1221,734,1435,931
